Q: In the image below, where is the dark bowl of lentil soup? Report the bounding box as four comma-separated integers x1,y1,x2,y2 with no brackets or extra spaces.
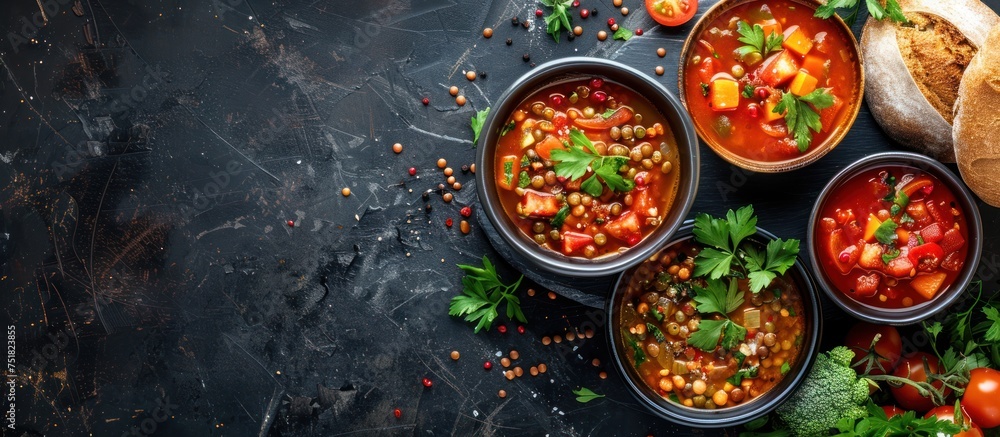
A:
475,57,699,277
607,225,822,427
808,152,983,325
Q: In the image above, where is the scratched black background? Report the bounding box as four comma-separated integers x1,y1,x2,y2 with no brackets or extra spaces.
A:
2,0,999,435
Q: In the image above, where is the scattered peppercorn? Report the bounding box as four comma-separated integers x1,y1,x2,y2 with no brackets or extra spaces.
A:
484,361,493,370
657,47,666,57
483,28,493,38
459,206,471,217
538,363,548,373
535,8,543,17
500,357,511,367
450,350,460,360
530,366,539,376
610,23,619,31
511,16,519,25
635,28,643,36
580,8,589,18
445,218,454,227
597,30,607,41
421,190,430,200
286,220,295,227
607,18,615,27
446,176,456,185
506,38,512,45
425,204,432,212
517,325,525,334
461,164,470,173
479,71,487,79
567,33,575,41
394,408,402,418
452,182,462,191
393,142,403,153
513,367,523,377
510,350,520,360
466,71,477,81
547,291,557,300
409,167,417,176
341,187,351,197
498,389,507,398
437,183,446,191
469,163,476,173
522,53,530,62
613,0,622,5
655,65,664,76
599,371,608,379
421,97,429,105
527,288,536,296
592,358,601,367
573,25,583,36
443,167,454,177
522,20,530,29
591,8,598,16
497,324,507,334
422,377,433,387
505,370,515,380
572,0,580,6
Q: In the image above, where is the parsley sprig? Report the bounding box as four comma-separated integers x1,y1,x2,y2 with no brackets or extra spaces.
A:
572,387,605,403
692,205,800,294
773,89,835,152
833,401,962,437
612,26,634,41
550,129,635,198
471,107,490,145
540,0,574,42
448,255,526,333
815,0,906,26
688,279,748,352
736,21,783,59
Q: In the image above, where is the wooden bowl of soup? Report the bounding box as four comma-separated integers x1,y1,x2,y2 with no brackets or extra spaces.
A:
808,152,983,325
607,224,822,427
678,0,864,172
476,58,700,277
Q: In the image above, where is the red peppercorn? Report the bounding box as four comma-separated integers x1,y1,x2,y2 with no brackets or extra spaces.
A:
592,90,607,102
483,361,493,370
445,218,454,227
755,87,770,100
286,220,295,227
421,97,429,105
497,324,508,334
517,325,526,334
590,77,604,89
580,8,589,18
408,167,417,176
747,103,760,119
572,0,580,6
635,175,646,187
460,206,472,217
635,28,643,36
422,377,433,387
549,93,565,107
535,8,543,17
607,18,615,27
394,408,402,418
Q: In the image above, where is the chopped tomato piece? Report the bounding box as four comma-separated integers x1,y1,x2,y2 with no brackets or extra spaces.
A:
939,229,965,253
697,57,717,84
535,135,565,160
859,243,884,269
835,208,856,225
941,252,964,272
789,70,818,96
820,217,837,232
604,211,641,245
710,79,741,111
517,191,561,218
757,50,801,88
562,232,594,254
925,201,952,229
573,106,635,130
782,25,814,57
863,213,881,242
911,272,948,300
825,229,858,274
908,243,944,272
919,223,944,244
854,273,880,297
885,254,914,278
632,186,658,217
819,96,843,132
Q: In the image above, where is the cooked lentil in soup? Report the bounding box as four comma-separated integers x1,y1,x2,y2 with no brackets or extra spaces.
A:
493,78,681,258
619,239,806,409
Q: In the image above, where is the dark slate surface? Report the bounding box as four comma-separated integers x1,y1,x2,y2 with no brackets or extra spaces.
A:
2,0,999,436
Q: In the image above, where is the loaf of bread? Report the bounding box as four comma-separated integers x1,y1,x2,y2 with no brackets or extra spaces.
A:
953,24,1000,207
861,0,999,162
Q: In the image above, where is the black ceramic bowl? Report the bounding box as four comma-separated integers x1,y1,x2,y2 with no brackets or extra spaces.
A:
475,57,699,278
606,224,823,428
807,152,984,325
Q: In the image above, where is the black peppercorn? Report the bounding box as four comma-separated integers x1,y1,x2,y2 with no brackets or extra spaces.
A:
461,164,470,173
506,38,512,45
523,53,530,62
511,16,519,25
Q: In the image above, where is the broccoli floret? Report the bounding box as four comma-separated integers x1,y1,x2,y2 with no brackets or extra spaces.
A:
775,346,871,437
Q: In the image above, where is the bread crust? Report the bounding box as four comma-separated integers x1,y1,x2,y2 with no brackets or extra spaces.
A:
954,24,1000,207
861,0,999,162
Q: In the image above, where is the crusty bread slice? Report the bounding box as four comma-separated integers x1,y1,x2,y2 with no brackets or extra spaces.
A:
862,0,999,162
954,24,1000,207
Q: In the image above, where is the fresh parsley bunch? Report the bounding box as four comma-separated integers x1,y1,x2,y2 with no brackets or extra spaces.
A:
448,256,526,333
773,89,835,152
815,0,906,26
540,0,574,42
550,129,636,198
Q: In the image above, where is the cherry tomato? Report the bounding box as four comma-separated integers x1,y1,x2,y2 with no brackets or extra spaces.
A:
891,352,949,413
881,405,904,418
925,405,984,437
646,0,697,27
962,367,1000,428
844,322,902,375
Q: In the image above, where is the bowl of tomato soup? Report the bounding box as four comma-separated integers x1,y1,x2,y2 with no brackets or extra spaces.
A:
476,58,699,277
607,224,822,427
808,152,983,325
679,0,863,172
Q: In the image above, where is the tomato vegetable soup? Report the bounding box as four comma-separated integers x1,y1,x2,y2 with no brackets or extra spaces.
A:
618,238,807,409
683,0,859,162
815,166,969,308
493,78,682,258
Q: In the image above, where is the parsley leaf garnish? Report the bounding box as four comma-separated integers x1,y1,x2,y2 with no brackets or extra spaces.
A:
613,27,634,41
448,256,525,333
550,205,570,228
874,219,898,245
471,107,490,145
736,21,783,59
835,401,961,437
551,129,635,197
693,278,745,315
742,83,755,99
500,120,516,136
601,108,616,119
814,0,906,26
540,0,574,43
689,279,748,351
572,387,605,403
983,306,1000,342
773,89,835,152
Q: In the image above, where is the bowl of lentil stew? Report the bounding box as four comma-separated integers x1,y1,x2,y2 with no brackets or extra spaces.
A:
607,224,822,427
476,57,699,277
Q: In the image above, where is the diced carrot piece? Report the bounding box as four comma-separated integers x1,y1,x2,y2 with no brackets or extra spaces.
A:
710,79,740,112
759,19,782,38
517,191,561,218
789,70,818,96
896,228,910,243
939,229,965,253
885,256,914,278
535,135,565,160
757,50,801,88
497,155,518,190
819,96,843,132
863,213,881,242
911,272,948,300
801,54,827,78
562,231,594,254
854,273,880,297
764,99,785,122
859,243,884,269
920,223,944,243
782,25,814,57
604,211,641,245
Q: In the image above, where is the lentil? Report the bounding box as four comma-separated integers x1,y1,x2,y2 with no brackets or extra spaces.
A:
341,187,351,197
483,27,493,38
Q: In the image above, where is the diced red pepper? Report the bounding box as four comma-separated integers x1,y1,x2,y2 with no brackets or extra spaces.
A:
941,251,965,272
604,211,641,245
562,232,594,254
854,273,880,297
919,223,944,243
535,135,565,160
757,50,801,88
908,243,944,272
632,186,658,217
939,229,965,253
518,191,561,218
697,57,716,84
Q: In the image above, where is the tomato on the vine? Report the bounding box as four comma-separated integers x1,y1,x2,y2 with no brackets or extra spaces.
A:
963,367,1000,428
890,352,949,413
844,322,902,375
881,405,904,418
645,0,697,26
925,405,984,437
